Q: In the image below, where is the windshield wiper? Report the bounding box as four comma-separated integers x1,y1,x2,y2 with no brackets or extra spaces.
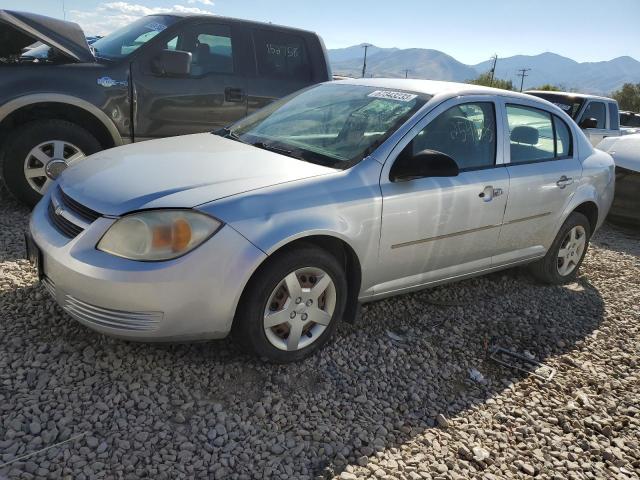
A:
251,141,294,156
214,127,244,143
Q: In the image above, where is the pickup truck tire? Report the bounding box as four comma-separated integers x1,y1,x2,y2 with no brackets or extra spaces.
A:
529,212,591,285
1,120,102,207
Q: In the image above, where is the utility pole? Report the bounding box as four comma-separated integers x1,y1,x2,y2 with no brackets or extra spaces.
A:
517,68,531,92
403,69,411,78
488,54,498,86
361,44,371,78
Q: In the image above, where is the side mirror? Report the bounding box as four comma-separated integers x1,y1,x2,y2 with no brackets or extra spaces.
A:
579,117,598,129
153,49,192,76
390,149,459,182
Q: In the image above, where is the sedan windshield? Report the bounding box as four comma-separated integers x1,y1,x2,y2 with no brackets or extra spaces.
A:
224,83,429,167
91,15,177,60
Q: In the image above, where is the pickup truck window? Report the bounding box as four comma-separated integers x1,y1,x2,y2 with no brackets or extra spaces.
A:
608,102,620,130
164,24,234,76
253,29,311,81
579,102,606,129
92,15,177,60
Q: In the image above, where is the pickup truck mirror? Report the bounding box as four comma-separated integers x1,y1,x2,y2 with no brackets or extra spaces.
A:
390,149,460,182
579,117,598,129
153,50,192,76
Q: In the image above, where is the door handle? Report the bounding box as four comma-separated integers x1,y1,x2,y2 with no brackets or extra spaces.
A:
225,87,244,102
479,185,494,202
556,175,574,189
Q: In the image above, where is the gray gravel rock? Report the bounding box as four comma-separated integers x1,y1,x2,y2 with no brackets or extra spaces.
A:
1,187,639,480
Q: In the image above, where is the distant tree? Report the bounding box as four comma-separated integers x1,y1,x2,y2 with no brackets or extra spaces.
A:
467,72,513,91
611,83,640,112
534,84,561,91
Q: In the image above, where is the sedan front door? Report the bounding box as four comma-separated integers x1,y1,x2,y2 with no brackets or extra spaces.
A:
376,97,509,295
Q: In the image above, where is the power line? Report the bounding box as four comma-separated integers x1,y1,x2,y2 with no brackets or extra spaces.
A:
517,68,531,92
361,44,371,78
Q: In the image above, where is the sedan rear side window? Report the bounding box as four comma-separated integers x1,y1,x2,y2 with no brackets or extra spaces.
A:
253,30,311,81
507,105,573,163
408,102,496,171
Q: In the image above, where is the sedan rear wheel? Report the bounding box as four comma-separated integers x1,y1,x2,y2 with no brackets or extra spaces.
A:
233,244,348,362
529,212,591,284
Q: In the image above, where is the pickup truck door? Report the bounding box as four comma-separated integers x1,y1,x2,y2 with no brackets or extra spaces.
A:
577,100,615,147
131,21,249,141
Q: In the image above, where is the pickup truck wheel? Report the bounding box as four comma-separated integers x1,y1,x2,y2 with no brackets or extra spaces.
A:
529,212,591,285
1,120,101,207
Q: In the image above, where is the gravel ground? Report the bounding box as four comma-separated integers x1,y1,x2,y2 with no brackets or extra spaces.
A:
1,185,639,480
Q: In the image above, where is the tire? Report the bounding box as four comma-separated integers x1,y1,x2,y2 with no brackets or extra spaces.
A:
529,212,591,285
233,244,348,363
1,119,102,207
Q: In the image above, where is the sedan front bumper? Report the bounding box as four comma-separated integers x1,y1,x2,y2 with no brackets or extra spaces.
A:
29,195,266,341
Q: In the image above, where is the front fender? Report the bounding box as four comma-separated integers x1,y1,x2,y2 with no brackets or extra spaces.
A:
199,160,384,294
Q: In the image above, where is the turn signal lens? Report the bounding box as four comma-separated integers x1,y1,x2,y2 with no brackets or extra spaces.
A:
97,210,221,261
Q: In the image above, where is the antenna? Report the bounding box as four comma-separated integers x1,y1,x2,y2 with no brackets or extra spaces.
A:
517,68,531,92
62,0,66,20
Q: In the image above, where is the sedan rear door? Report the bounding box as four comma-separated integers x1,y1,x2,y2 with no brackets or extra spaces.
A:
493,98,583,265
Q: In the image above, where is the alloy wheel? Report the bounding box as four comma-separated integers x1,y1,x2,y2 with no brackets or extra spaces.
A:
557,225,586,276
23,140,85,194
263,267,337,351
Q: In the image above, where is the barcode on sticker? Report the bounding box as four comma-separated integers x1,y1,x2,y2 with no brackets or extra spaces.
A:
368,90,417,102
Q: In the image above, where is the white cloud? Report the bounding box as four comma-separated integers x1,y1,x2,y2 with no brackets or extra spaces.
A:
188,0,214,5
69,2,214,36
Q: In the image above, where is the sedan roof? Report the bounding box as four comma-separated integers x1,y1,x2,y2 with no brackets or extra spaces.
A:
335,78,543,102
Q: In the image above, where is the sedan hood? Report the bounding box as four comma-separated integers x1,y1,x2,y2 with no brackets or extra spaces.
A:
0,10,94,62
59,133,337,216
597,134,640,172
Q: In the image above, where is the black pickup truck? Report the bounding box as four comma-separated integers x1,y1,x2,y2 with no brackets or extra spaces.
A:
0,10,331,205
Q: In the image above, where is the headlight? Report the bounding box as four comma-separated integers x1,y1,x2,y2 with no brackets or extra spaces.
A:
97,210,221,261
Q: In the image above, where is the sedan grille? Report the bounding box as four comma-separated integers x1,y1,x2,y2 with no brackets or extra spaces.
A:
63,295,163,332
48,187,102,239
58,187,101,222
48,201,84,238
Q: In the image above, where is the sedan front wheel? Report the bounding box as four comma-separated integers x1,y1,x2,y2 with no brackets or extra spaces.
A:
234,245,348,362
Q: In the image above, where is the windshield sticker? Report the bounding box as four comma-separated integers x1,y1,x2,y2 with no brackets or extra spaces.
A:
553,103,572,111
145,22,167,32
368,90,417,102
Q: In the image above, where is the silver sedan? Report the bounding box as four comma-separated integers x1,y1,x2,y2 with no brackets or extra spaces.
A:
28,79,615,362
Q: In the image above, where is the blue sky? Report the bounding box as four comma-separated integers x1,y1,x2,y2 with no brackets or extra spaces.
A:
4,0,639,64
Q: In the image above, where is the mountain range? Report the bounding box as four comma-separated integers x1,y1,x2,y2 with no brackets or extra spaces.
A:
328,45,640,94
